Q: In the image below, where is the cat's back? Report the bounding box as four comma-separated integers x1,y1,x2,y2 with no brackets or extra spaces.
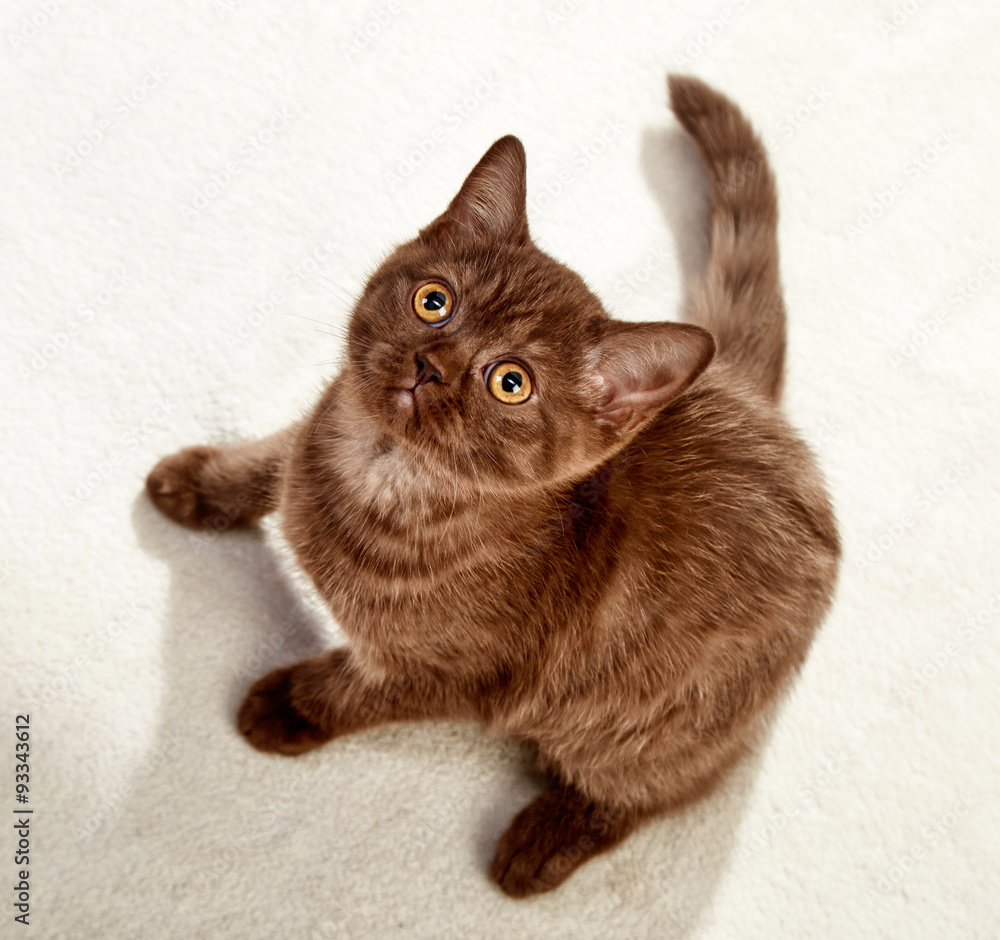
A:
495,365,841,792
604,362,839,632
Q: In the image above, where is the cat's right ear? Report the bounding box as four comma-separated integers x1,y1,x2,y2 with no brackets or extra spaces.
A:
587,321,716,434
419,136,530,247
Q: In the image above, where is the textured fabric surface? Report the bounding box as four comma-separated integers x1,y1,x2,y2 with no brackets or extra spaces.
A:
2,1,998,937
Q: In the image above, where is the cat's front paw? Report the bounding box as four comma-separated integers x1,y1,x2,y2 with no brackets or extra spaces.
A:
237,665,334,756
146,446,236,530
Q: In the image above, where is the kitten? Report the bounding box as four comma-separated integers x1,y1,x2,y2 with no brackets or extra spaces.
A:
147,76,839,897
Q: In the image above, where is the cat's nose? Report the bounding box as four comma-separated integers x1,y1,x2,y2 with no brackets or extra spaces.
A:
414,344,462,386
414,352,443,386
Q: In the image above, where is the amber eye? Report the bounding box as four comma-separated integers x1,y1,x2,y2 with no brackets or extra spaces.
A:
413,282,453,325
487,361,532,404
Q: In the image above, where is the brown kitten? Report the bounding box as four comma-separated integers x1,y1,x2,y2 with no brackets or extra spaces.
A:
147,76,839,898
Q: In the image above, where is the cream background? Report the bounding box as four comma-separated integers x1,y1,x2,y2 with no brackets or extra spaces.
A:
2,0,999,937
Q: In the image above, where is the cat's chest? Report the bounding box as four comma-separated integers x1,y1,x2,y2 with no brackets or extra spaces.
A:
287,433,526,612
282,423,623,675
345,444,447,524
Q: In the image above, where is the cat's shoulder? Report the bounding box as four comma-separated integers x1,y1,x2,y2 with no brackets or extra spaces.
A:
631,361,826,493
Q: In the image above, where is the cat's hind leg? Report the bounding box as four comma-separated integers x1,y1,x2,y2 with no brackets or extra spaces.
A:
489,781,644,897
146,424,300,530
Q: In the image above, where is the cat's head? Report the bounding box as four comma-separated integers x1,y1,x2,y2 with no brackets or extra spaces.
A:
345,136,714,490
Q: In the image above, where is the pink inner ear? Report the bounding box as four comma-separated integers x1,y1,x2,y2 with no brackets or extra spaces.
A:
593,323,716,431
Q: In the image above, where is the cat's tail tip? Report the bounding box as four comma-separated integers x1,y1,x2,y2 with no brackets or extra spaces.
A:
664,74,785,403
667,74,720,124
666,74,768,183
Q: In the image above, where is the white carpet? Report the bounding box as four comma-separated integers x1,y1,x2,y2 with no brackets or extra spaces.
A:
3,1,999,937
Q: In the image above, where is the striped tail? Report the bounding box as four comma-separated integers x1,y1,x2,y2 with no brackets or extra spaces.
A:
668,75,786,402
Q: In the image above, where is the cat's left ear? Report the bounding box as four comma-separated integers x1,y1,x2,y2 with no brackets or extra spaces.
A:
420,136,530,246
588,322,716,433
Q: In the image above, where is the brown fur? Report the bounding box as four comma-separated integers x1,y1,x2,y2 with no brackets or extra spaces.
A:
146,76,839,897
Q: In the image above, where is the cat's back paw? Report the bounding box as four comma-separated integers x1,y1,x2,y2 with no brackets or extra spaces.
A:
146,446,238,530
489,784,637,898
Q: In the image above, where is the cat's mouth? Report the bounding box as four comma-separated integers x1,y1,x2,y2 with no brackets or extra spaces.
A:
392,374,441,424
395,386,417,413
392,380,433,427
